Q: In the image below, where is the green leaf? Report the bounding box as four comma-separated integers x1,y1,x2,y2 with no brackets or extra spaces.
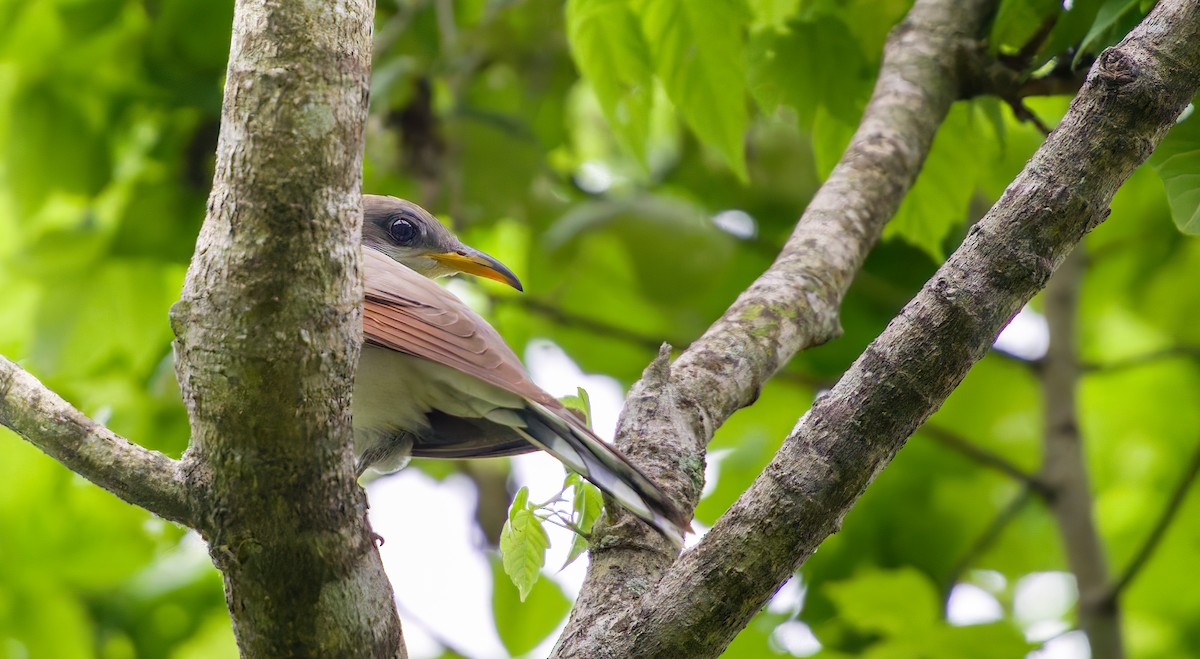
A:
824,568,940,636
558,386,593,427
884,102,997,260
989,0,1062,54
499,487,550,601
977,96,1007,150
563,476,605,569
490,556,571,656
638,0,751,180
748,15,869,129
1148,106,1200,234
1074,0,1141,67
567,0,657,161
824,568,1032,658
571,476,605,533
932,622,1034,658
544,194,737,305
746,0,803,31
1035,0,1104,65
4,84,110,215
810,105,858,179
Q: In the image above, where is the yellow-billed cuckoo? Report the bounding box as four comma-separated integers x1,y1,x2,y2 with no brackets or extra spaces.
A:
355,195,690,543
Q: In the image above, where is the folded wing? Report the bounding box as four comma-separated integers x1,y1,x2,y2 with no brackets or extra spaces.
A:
361,248,690,542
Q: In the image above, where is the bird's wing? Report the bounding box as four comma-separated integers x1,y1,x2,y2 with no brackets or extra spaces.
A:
513,403,692,544
362,247,550,403
361,248,691,541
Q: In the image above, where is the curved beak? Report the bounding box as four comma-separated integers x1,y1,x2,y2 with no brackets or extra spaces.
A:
429,248,524,291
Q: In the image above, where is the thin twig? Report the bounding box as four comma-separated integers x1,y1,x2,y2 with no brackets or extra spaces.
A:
922,424,1050,495
1082,345,1200,372
395,599,473,658
942,484,1035,606
1005,97,1053,135
1108,436,1200,598
494,295,685,353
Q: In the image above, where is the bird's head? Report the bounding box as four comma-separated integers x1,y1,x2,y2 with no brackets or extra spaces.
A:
362,195,523,291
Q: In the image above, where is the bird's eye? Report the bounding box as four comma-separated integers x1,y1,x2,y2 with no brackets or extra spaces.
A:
388,217,418,245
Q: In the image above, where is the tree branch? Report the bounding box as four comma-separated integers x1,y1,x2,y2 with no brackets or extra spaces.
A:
921,424,1049,495
168,0,404,656
1082,344,1200,372
0,356,193,527
1107,434,1200,599
554,0,999,654
1040,249,1123,659
562,2,1200,656
494,295,685,353
942,484,1035,606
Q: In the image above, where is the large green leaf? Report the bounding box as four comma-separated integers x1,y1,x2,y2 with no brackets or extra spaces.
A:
566,0,656,161
1035,0,1105,65
490,556,571,656
747,0,803,31
748,15,870,129
821,569,1031,657
825,568,940,634
4,85,110,215
884,101,1000,260
543,194,738,306
499,487,551,602
990,0,1062,54
638,0,751,180
1074,0,1143,67
1148,107,1200,234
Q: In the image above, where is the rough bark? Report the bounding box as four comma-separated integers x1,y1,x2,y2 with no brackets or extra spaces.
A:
1042,250,1123,658
554,0,997,652
559,1,1200,656
167,0,402,657
0,356,192,526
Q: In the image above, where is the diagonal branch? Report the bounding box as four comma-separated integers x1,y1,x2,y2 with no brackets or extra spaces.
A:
494,295,686,352
941,484,1036,606
566,2,1200,656
921,424,1050,495
0,356,193,527
1082,344,1200,372
1107,434,1200,599
555,0,1000,654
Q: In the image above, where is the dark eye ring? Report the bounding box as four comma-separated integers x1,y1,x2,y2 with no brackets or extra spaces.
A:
389,217,418,245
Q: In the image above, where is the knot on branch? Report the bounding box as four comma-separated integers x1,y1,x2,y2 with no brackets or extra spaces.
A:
1094,48,1139,88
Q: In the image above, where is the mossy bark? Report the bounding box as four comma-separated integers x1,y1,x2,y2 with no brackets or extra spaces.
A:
169,0,404,656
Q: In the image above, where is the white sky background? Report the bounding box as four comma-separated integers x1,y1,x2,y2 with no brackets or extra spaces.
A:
362,304,1085,659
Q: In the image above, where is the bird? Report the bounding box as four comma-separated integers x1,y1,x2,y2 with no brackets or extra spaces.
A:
354,194,691,544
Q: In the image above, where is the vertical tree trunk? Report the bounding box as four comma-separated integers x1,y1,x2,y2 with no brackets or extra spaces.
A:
169,0,404,656
1042,249,1124,658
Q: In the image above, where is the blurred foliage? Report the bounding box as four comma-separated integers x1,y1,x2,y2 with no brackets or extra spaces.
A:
1,0,1199,657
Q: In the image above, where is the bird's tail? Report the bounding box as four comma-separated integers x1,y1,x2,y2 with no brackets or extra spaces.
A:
516,402,691,546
